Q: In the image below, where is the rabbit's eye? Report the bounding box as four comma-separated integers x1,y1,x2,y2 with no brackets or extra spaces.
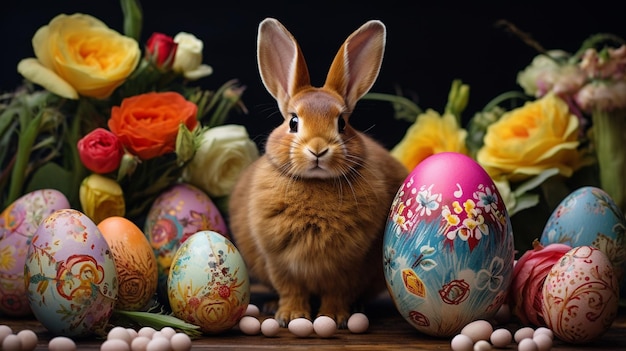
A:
337,116,346,133
289,114,299,133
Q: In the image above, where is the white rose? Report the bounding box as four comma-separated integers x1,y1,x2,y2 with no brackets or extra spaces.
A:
183,124,259,198
172,32,213,80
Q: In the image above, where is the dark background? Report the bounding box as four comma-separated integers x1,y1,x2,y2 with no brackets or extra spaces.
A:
3,1,626,150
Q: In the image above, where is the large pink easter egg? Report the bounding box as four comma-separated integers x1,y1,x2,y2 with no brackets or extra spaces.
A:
383,152,515,337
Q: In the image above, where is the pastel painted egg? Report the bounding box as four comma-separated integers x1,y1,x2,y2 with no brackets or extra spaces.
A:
168,230,250,334
540,186,626,289
542,245,619,343
0,189,70,316
383,152,515,337
98,216,158,311
144,183,229,300
24,209,118,337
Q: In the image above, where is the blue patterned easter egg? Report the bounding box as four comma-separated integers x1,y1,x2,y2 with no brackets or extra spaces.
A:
540,186,626,289
383,152,515,337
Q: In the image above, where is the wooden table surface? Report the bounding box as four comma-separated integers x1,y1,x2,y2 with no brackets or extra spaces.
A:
1,289,625,351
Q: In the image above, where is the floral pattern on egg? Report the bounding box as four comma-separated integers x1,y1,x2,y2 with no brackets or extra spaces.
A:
0,189,69,316
383,152,514,337
168,230,249,334
540,186,626,288
144,183,229,300
24,209,118,337
542,246,619,343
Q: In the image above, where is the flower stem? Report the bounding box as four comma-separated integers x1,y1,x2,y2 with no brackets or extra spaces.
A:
592,108,626,212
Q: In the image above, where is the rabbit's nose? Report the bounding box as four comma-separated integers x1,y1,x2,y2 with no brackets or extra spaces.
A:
308,148,329,158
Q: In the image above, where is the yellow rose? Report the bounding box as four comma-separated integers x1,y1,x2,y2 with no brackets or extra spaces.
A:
182,125,259,197
172,32,213,80
391,109,469,171
17,13,140,99
79,174,125,224
476,93,583,182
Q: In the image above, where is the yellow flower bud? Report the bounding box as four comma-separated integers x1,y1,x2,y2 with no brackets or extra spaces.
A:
79,174,125,224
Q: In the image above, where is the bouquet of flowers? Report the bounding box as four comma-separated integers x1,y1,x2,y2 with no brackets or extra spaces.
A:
369,25,626,253
0,0,259,225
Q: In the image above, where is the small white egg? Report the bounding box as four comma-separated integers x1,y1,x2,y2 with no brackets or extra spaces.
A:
137,326,157,338
461,320,493,342
2,334,21,351
17,329,38,351
131,336,151,351
514,327,535,343
146,337,171,351
101,339,131,351
159,326,177,339
313,316,337,338
473,339,492,351
239,316,262,335
261,318,280,337
517,338,539,351
48,336,77,351
532,333,553,351
450,334,474,351
533,327,554,340
490,328,512,348
127,328,138,340
108,326,132,344
170,333,192,351
288,318,314,337
347,313,369,334
0,325,13,344
245,304,261,317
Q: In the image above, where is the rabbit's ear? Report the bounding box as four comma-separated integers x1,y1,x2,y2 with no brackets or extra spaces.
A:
257,18,311,112
324,20,386,111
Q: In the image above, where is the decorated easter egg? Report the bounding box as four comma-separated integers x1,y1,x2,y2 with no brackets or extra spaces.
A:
144,183,229,300
24,209,118,337
383,152,515,337
168,230,250,334
98,216,158,311
0,189,70,316
542,245,619,343
540,186,626,288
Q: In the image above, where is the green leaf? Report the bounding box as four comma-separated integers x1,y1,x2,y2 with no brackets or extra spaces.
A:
509,193,540,217
25,162,74,197
113,310,202,337
120,0,143,41
513,168,559,197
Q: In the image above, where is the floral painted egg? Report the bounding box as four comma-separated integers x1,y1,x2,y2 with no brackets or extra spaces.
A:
0,189,70,316
383,152,515,337
540,186,626,290
168,230,249,334
144,183,229,301
98,216,158,311
24,209,118,337
542,245,619,343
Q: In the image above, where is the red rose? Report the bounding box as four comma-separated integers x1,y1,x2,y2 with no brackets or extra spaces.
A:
509,240,571,326
146,32,178,69
108,92,198,160
77,128,124,173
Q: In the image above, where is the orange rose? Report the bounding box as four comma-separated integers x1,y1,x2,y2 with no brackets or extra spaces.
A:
108,92,198,160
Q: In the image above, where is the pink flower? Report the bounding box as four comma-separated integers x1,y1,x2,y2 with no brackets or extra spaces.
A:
509,240,571,326
145,32,178,69
77,128,124,174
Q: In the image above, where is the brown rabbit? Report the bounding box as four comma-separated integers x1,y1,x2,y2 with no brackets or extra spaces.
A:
228,18,408,327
